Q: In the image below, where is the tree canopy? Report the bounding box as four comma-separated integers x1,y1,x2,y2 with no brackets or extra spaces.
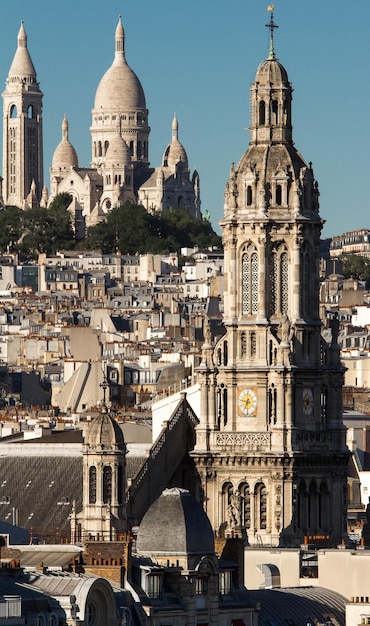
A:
85,204,222,255
341,254,370,287
0,199,222,259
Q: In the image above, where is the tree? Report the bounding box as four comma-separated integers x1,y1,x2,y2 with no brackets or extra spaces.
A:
341,254,370,287
19,195,75,256
0,206,23,252
85,204,222,255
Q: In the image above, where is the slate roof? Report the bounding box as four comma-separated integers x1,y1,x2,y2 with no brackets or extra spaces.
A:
0,453,146,540
248,586,346,626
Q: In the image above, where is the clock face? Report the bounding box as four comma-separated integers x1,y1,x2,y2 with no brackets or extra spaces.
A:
238,388,257,416
302,388,314,416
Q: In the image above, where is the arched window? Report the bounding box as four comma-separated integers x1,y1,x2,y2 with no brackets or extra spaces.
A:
27,104,34,119
10,104,17,118
137,140,142,158
297,481,307,530
118,465,124,505
223,387,228,426
259,101,266,125
246,185,253,206
242,245,258,315
255,482,267,530
89,466,96,504
276,184,282,206
223,341,228,366
250,331,256,357
103,466,112,503
319,481,329,530
241,332,247,357
222,481,233,530
239,483,251,529
129,141,134,157
308,481,317,530
300,243,310,316
104,140,109,155
272,100,279,124
269,245,288,317
97,141,102,157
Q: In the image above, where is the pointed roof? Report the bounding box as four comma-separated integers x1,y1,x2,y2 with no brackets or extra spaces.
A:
8,21,38,86
162,115,189,170
94,16,146,110
52,116,79,170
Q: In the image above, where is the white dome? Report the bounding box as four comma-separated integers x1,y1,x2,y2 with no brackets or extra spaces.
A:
94,17,146,111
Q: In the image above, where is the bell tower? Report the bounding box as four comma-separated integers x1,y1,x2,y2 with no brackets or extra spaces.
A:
72,402,127,543
192,9,349,547
2,22,43,208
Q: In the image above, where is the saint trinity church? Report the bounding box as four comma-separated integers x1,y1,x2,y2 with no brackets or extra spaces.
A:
0,11,349,548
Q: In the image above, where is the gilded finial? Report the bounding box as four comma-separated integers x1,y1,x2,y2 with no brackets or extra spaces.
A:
266,5,278,60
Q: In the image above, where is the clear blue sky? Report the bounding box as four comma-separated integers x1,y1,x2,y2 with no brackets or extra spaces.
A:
0,0,367,239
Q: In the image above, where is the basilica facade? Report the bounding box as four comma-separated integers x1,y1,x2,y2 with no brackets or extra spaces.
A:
1,18,201,226
192,12,349,548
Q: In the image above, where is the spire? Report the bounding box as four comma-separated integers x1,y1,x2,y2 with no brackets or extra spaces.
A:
18,21,27,48
266,5,278,60
172,113,178,140
115,15,125,58
62,115,69,141
8,20,38,83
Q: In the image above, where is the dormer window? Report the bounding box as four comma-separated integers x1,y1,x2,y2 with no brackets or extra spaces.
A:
219,569,232,595
142,570,163,598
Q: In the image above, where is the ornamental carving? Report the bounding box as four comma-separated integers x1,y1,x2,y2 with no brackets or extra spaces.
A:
216,432,270,447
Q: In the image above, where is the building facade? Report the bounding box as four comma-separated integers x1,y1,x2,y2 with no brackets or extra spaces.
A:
192,11,349,548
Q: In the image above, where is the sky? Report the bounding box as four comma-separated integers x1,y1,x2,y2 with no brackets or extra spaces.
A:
0,0,368,239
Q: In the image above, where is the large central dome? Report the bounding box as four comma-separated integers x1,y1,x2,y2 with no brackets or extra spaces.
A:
94,17,146,111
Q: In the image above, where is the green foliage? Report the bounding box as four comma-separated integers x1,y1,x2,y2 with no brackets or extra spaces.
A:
19,194,75,256
341,254,370,286
0,200,221,258
85,204,222,255
0,206,23,252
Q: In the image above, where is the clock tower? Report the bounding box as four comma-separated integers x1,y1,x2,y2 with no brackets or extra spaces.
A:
192,10,349,547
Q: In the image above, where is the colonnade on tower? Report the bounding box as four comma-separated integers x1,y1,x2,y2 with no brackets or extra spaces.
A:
192,9,349,548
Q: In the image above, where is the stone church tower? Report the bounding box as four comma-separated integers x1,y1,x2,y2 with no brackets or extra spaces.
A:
2,22,43,207
192,11,349,548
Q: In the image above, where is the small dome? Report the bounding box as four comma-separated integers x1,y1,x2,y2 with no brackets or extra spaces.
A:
162,115,188,169
52,116,78,169
8,22,38,84
105,134,131,166
255,58,289,88
136,488,214,556
94,17,146,111
86,412,125,451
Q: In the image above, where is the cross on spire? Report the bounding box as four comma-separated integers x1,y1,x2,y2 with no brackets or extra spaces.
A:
266,5,278,60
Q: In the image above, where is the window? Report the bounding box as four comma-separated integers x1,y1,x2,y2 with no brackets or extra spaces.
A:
259,101,266,125
242,245,258,315
103,466,112,503
219,570,232,595
89,466,96,504
10,104,17,118
246,185,253,206
145,573,162,598
276,184,282,206
269,245,288,317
